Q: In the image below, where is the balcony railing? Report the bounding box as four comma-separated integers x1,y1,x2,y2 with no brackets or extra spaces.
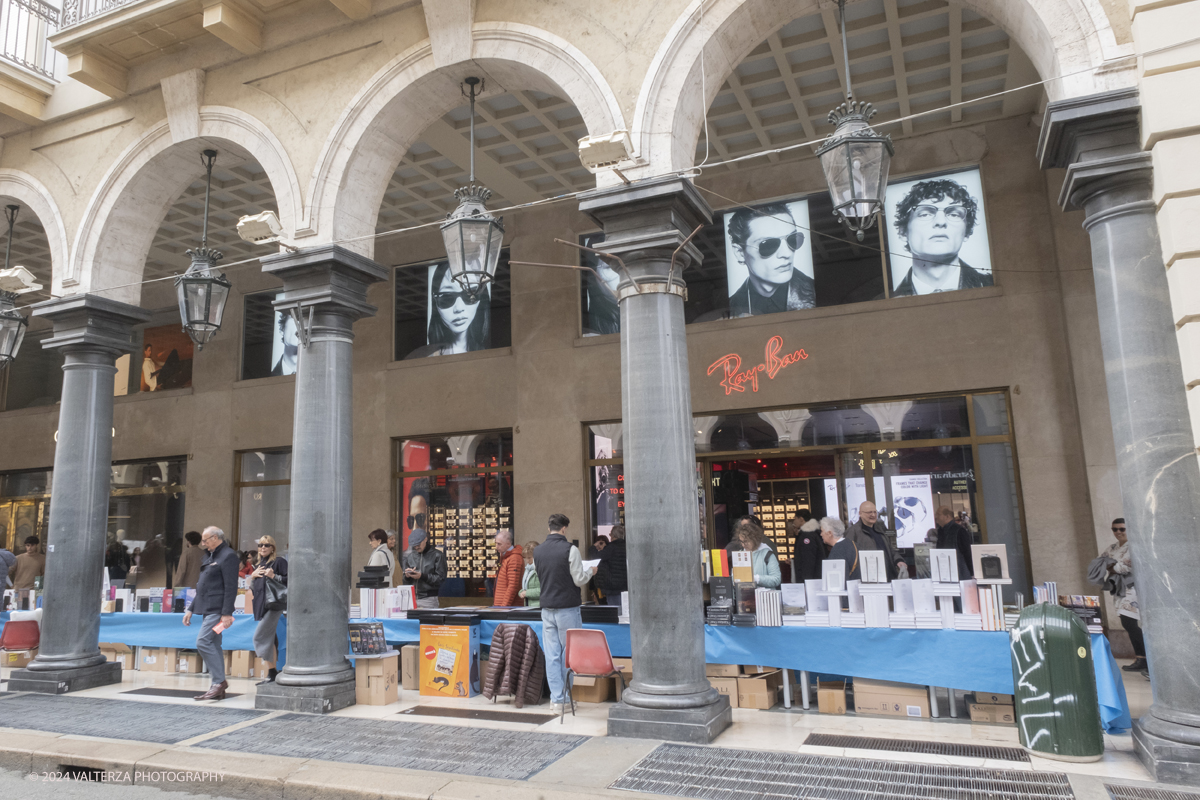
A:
1,0,58,79
59,0,131,28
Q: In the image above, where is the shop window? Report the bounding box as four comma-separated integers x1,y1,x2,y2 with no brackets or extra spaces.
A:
0,330,62,410
972,392,1010,436
109,456,187,590
977,442,1027,603
394,254,512,360
394,431,513,597
235,448,292,554
242,292,297,380
0,468,52,552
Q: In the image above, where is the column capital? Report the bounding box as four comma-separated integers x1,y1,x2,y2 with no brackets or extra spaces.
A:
262,244,388,321
31,294,150,356
579,176,713,281
1037,87,1150,212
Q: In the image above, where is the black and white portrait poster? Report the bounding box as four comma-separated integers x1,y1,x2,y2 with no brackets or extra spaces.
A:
417,260,492,358
723,199,815,318
270,310,298,376
885,168,993,297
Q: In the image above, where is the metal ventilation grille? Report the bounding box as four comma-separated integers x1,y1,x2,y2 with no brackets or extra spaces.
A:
612,743,1074,800
805,732,1030,762
1108,786,1200,800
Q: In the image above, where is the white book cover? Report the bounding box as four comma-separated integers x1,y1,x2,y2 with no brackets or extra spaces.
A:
960,579,980,614
846,580,864,613
929,549,958,584
911,579,937,613
892,579,915,613
781,583,807,610
822,559,846,593
805,580,829,612
859,550,886,584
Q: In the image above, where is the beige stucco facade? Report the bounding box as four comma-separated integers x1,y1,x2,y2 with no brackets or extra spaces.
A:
0,0,1191,619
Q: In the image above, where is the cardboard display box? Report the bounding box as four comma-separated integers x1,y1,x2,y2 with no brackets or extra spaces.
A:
740,665,774,675
401,644,420,691
817,680,847,714
229,650,257,679
1,647,37,668
99,642,133,670
419,624,480,698
975,692,1013,705
709,676,739,708
570,675,614,703
705,663,740,677
176,650,203,674
967,697,1016,724
139,647,177,672
853,678,931,719
355,653,399,706
737,669,782,710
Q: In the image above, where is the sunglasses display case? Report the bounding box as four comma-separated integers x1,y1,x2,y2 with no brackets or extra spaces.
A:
430,504,511,580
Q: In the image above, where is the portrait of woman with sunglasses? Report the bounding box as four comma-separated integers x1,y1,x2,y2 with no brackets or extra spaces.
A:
407,261,492,358
725,201,816,318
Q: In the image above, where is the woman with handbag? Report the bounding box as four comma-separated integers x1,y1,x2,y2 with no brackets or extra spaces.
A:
249,535,287,684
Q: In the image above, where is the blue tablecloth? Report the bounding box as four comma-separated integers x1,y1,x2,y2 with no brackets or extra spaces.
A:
1,612,1128,731
0,612,287,668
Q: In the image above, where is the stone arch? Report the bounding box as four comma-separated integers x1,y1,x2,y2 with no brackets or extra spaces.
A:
308,21,626,259
630,0,1136,177
0,170,70,295
68,106,303,305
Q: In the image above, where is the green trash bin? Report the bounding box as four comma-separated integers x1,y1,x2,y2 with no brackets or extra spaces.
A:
1009,603,1103,761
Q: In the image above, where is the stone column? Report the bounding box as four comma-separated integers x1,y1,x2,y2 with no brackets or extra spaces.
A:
8,296,149,694
1040,88,1200,785
580,176,731,743
253,245,386,714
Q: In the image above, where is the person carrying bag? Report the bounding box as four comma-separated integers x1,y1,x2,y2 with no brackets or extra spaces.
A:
249,535,288,684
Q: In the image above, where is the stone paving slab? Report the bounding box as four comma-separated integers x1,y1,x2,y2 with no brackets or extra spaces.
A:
195,713,588,781
0,694,266,744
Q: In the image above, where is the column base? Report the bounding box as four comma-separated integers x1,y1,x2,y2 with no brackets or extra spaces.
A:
7,661,122,694
254,678,356,714
608,696,732,744
1134,718,1200,787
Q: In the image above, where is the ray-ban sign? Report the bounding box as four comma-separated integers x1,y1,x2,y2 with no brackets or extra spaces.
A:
707,335,809,395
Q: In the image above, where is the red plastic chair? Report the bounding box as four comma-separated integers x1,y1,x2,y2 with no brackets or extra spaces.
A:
0,620,40,651
562,628,625,723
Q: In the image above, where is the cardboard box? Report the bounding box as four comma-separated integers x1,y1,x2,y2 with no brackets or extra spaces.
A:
611,657,633,701
139,647,177,672
99,642,133,670
817,680,847,714
224,650,233,674
229,650,257,679
975,692,1013,705
853,678,931,718
705,663,740,677
709,676,739,708
737,669,782,710
401,644,420,691
419,624,480,698
570,675,613,703
355,653,399,706
740,665,773,675
176,650,203,674
1,647,37,668
968,702,1016,724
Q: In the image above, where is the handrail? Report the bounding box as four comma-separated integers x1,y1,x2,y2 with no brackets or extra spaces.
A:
0,0,59,79
59,0,133,28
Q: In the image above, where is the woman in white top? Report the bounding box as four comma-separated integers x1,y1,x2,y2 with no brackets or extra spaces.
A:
366,528,395,586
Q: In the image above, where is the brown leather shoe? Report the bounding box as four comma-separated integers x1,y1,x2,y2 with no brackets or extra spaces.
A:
193,681,228,701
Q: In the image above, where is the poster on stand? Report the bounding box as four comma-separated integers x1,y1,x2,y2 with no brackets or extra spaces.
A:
724,199,815,317
888,474,933,548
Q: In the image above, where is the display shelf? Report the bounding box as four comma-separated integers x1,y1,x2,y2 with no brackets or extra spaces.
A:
429,503,510,579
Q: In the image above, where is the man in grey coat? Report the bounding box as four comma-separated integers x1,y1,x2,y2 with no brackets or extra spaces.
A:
845,502,904,581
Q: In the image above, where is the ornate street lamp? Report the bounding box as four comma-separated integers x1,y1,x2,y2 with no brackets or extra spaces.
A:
441,77,505,297
0,206,29,369
175,149,231,349
816,0,894,241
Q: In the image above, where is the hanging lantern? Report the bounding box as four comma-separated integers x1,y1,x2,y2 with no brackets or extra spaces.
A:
174,150,231,349
816,0,894,241
440,76,505,297
0,290,26,369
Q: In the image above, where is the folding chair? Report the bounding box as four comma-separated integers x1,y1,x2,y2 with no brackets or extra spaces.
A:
561,628,625,723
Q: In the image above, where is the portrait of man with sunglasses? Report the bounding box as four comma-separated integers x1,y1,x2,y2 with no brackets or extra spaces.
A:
889,174,994,297
725,201,816,318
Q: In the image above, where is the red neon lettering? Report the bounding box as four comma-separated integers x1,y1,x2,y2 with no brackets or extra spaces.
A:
708,335,809,394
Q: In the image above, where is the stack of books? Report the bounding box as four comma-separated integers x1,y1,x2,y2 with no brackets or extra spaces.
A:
782,613,806,626
954,614,983,630
889,613,917,629
706,605,732,626
980,585,1005,631
1032,582,1059,604
619,591,630,625
1060,595,1103,633
732,613,757,627
755,588,782,627
915,612,943,630
841,612,866,628
804,611,830,627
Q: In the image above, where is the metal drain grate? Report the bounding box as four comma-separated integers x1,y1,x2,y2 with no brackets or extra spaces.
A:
1108,786,1200,800
612,743,1074,800
805,732,1030,762
398,705,557,724
0,694,266,743
197,712,587,780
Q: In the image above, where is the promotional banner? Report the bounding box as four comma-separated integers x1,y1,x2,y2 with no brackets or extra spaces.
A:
724,199,815,317
888,474,934,548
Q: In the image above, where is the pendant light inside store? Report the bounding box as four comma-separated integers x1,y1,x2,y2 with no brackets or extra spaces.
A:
816,0,894,241
0,206,30,369
441,77,505,297
175,149,232,350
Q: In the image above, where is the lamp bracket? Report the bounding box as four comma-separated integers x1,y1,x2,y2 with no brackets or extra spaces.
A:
290,305,315,349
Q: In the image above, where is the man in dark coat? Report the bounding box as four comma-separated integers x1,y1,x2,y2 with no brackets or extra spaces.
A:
845,502,904,581
183,526,240,701
596,525,628,605
726,202,816,317
934,506,975,579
